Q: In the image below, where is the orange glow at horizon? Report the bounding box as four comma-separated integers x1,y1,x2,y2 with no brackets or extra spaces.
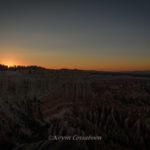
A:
43,64,150,71
5,63,14,67
1,59,20,68
0,58,150,71
1,45,150,71
0,61,150,71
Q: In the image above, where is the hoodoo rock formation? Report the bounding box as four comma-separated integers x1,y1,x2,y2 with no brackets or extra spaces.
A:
0,67,150,150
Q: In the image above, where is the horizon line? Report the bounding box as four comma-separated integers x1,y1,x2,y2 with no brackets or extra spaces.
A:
0,64,150,72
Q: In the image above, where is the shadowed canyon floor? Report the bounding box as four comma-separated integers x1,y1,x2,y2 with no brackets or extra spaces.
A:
0,66,150,150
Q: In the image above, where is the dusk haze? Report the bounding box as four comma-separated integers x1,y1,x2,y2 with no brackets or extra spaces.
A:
0,0,150,71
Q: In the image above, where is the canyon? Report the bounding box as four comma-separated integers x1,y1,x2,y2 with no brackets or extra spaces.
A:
0,67,150,150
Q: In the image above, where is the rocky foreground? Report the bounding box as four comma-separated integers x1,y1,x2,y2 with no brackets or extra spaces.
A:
0,66,150,150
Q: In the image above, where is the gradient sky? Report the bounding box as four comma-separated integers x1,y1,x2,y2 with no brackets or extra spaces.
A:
0,0,150,71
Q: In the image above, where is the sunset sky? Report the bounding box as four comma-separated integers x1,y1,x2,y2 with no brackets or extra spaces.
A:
0,0,150,71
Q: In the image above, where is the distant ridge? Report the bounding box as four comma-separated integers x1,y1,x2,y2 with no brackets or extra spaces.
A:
0,64,150,77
